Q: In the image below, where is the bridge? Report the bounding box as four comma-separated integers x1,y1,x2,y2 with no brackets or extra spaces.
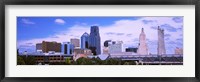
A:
109,55,183,65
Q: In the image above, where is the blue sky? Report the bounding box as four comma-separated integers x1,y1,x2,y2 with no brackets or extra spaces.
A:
17,17,141,40
17,16,183,54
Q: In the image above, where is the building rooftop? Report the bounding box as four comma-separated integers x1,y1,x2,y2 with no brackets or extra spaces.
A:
97,54,109,60
82,32,89,37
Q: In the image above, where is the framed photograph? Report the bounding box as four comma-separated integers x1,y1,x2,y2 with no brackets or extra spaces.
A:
0,0,199,82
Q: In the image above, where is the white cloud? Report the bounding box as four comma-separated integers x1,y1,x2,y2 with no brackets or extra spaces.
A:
18,17,183,54
21,19,35,24
55,19,65,25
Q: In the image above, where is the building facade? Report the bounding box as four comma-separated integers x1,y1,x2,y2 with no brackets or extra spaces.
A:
103,40,112,54
103,47,109,54
108,41,123,53
36,43,42,51
70,38,80,48
137,28,148,55
41,41,61,53
73,48,92,61
125,47,138,53
63,42,74,55
104,40,112,47
89,26,101,55
157,26,166,55
110,52,137,56
73,48,92,56
81,32,90,49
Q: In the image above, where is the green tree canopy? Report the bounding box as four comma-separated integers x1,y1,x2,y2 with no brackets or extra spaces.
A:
17,56,25,65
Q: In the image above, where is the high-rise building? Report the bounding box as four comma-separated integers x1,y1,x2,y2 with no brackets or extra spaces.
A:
89,26,101,55
63,42,74,55
81,32,90,49
137,28,148,55
42,41,61,53
108,41,123,53
157,26,166,55
70,38,80,48
36,43,42,51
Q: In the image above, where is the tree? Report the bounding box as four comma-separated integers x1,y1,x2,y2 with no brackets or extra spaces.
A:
104,58,121,65
65,57,71,65
75,57,93,65
123,62,130,65
70,57,138,65
17,56,25,65
24,56,36,65
92,58,104,65
123,61,137,65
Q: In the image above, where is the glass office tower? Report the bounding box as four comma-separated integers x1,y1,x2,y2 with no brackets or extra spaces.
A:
81,32,90,49
89,26,101,55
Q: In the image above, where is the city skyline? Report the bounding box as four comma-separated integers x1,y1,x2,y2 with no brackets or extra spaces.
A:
17,17,183,54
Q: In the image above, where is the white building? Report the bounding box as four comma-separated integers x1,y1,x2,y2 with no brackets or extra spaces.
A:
157,26,166,55
110,52,137,55
137,28,148,55
108,41,123,53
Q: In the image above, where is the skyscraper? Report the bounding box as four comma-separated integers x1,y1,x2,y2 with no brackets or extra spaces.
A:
89,26,101,55
157,26,166,55
70,38,80,48
81,32,90,49
137,28,148,55
63,42,74,55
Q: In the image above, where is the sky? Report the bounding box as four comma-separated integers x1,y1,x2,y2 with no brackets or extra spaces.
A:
17,16,183,54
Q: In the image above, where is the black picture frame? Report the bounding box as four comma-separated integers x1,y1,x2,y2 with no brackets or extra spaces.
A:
0,0,199,82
